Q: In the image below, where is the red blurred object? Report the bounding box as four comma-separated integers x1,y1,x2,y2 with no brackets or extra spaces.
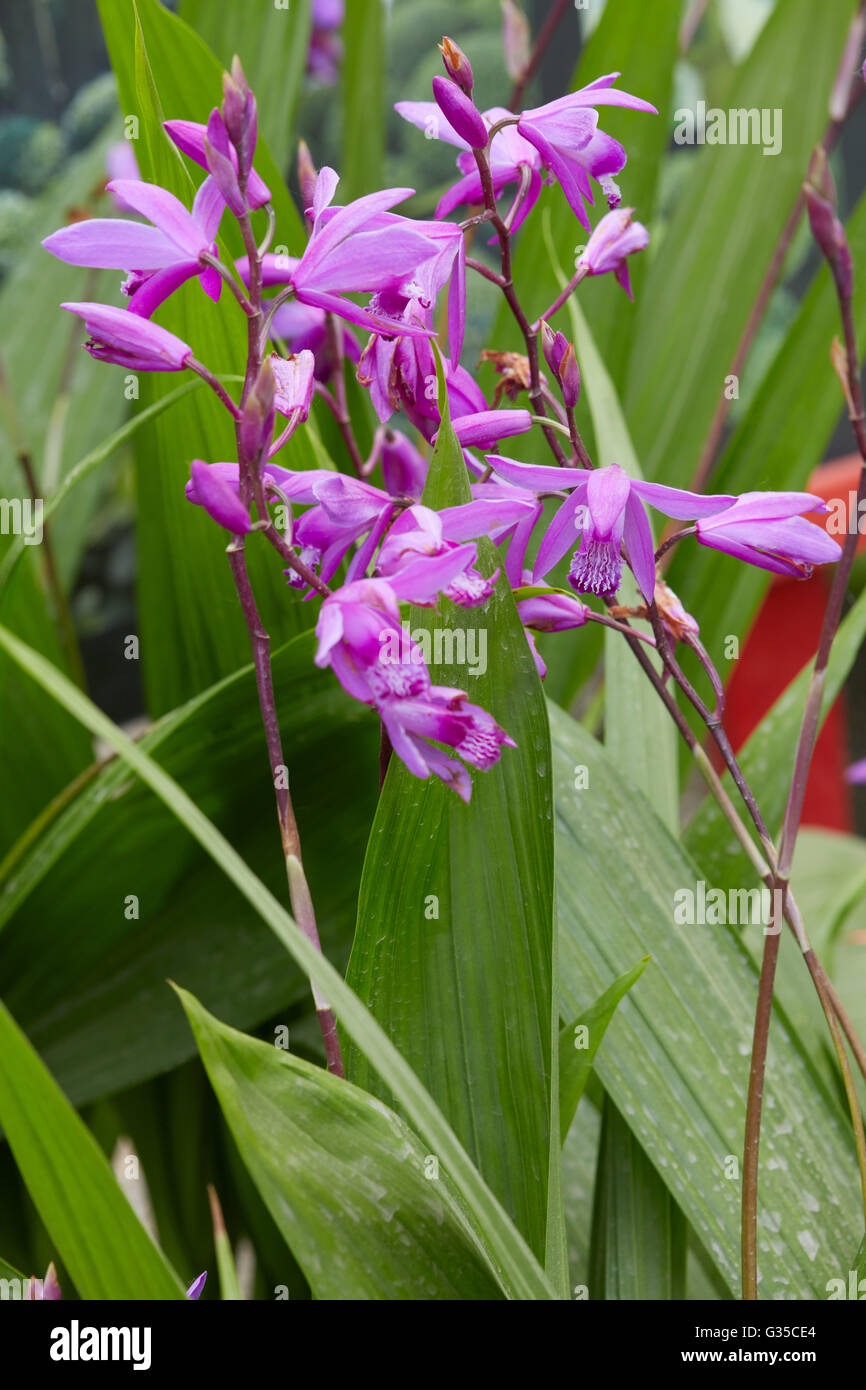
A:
717,456,863,832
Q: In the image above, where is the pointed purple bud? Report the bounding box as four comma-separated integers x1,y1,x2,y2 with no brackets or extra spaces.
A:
204,109,245,217
432,75,488,150
221,67,247,147
804,150,853,298
186,1271,207,1300
297,139,318,214
558,342,580,409
239,358,277,462
61,301,193,371
188,460,252,533
541,323,579,408
438,35,474,96
448,408,532,448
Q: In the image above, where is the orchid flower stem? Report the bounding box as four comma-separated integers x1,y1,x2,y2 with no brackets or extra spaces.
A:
539,385,567,424
227,208,343,1077
257,203,276,258
587,611,655,644
324,312,365,478
534,267,587,331
654,526,695,563
227,543,343,1077
642,597,866,1296
565,405,593,469
508,0,573,110
777,285,866,889
529,413,569,438
503,162,533,233
465,255,506,287
470,147,567,466
187,357,242,420
199,251,255,318
741,927,781,1300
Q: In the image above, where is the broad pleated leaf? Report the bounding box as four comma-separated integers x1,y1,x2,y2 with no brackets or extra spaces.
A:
343,376,557,1268
552,700,863,1298
178,987,502,1299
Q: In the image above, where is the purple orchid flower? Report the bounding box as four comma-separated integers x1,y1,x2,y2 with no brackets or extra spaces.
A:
358,294,438,424
516,74,657,231
576,207,649,298
165,116,271,212
62,301,193,371
188,459,253,534
43,179,225,318
695,492,841,577
485,456,737,601
376,497,534,606
380,686,516,802
314,576,514,799
447,408,532,449
395,101,544,233
235,255,360,376
286,170,440,337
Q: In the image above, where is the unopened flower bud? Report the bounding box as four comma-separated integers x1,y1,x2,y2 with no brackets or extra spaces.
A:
204,109,244,215
439,35,474,96
297,139,318,214
541,322,579,408
558,342,580,409
240,358,277,462
804,153,853,298
432,74,488,149
221,68,247,147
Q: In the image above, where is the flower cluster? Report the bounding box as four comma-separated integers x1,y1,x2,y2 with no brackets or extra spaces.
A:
43,42,843,801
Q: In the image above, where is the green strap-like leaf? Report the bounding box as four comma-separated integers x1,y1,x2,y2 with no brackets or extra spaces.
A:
0,996,184,1299
552,699,863,1298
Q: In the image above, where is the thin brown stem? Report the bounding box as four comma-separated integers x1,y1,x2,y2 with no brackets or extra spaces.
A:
508,0,573,111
